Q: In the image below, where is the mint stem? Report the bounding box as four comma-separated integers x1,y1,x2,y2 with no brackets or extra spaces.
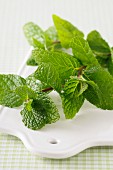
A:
42,87,53,92
52,40,60,44
77,66,86,78
42,84,64,92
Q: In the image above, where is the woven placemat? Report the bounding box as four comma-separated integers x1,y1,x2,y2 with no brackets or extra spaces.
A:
0,134,113,170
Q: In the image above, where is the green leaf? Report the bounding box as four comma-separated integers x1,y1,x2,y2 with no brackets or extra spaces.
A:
83,79,103,108
45,26,59,46
33,49,78,91
0,75,37,108
20,93,60,130
26,57,38,66
0,74,26,91
87,30,111,58
26,40,44,65
78,81,88,96
35,62,61,91
0,74,26,107
26,73,50,93
45,26,59,41
70,35,99,66
107,48,113,76
24,99,33,111
32,38,45,49
23,22,44,47
84,65,113,109
61,79,84,119
15,85,37,101
26,73,41,92
53,14,84,48
0,91,24,108
21,100,46,129
44,26,62,51
95,56,108,68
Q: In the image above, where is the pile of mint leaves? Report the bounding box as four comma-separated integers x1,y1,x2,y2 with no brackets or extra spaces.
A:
1,15,113,130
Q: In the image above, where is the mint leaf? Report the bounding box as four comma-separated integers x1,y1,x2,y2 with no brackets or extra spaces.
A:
33,49,78,91
21,93,60,130
26,56,38,66
45,26,59,41
45,26,59,47
26,73,41,92
78,81,88,96
0,91,24,108
15,85,37,101
26,73,50,93
0,75,37,107
87,30,111,58
95,57,108,68
0,85,36,108
34,93,59,124
32,38,45,49
61,79,84,119
23,22,44,47
45,26,62,51
0,74,26,107
108,48,113,76
21,100,46,129
84,65,113,109
35,63,61,91
53,15,84,48
83,79,103,108
0,74,26,91
26,37,45,66
70,35,98,66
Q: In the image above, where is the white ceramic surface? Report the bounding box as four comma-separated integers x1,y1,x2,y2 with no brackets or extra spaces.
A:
0,49,113,159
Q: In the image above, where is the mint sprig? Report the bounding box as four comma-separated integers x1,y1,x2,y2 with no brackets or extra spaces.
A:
53,14,84,48
0,74,59,129
21,94,59,130
1,14,113,130
87,30,111,58
84,65,113,109
0,74,26,107
61,79,85,119
23,22,44,47
70,34,99,66
33,49,79,92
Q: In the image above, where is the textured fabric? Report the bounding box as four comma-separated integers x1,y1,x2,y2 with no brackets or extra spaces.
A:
0,134,113,170
1,0,113,169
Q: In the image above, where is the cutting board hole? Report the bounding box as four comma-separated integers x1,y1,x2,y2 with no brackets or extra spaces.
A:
49,139,59,144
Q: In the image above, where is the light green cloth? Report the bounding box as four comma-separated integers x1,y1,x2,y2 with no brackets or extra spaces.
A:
0,133,113,170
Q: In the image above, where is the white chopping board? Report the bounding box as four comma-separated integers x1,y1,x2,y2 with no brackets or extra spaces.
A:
0,49,113,159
